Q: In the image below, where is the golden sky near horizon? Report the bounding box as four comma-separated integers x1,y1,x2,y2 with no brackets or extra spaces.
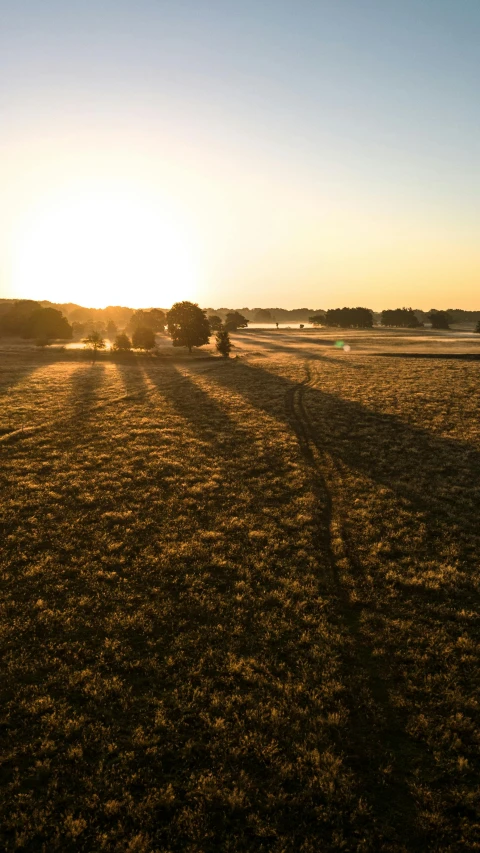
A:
1,2,479,311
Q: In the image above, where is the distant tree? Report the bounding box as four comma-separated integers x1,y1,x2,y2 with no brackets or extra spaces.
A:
324,307,373,328
82,331,106,359
71,321,86,339
166,301,211,353
254,308,273,323
475,320,480,333
428,310,452,330
215,328,232,357
208,315,223,332
112,333,132,351
132,326,155,351
308,313,326,326
224,311,249,332
24,307,72,341
129,308,166,334
381,308,421,328
0,300,41,337
69,307,94,324
106,320,118,339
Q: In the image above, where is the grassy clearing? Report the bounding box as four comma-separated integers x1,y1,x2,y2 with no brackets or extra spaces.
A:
0,338,479,851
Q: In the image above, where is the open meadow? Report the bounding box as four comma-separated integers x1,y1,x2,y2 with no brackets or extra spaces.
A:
1,328,479,851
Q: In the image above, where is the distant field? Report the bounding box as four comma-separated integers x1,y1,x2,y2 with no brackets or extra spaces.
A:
1,330,479,851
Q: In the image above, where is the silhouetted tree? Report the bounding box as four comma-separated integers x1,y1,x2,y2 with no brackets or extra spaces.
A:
381,308,421,328
428,310,452,330
324,307,373,328
83,331,106,359
208,315,223,332
0,300,41,337
166,301,211,353
71,321,86,339
24,307,72,341
112,333,132,351
308,314,326,325
215,328,232,357
106,320,118,339
132,326,155,351
224,311,249,332
254,308,273,322
475,320,480,333
129,308,166,334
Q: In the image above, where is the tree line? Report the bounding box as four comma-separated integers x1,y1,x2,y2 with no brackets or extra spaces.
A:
82,304,251,356
1,299,478,351
309,307,463,330
0,299,251,353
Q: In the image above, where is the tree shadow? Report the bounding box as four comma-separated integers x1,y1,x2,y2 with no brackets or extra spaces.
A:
114,357,151,401
141,360,291,476
202,357,480,846
0,352,53,401
377,352,480,361
206,358,479,541
67,362,106,429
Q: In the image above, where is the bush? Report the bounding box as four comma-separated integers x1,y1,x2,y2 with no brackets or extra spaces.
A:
113,333,132,351
132,326,155,351
215,328,232,357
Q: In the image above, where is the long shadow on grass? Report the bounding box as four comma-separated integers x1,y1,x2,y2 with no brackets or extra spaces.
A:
0,352,52,400
377,352,480,360
209,357,480,598
205,356,480,847
208,358,479,548
139,357,323,635
68,361,106,423
144,361,426,841
141,359,294,508
115,355,151,400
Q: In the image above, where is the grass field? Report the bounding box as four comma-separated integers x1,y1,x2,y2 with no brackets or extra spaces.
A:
1,329,479,851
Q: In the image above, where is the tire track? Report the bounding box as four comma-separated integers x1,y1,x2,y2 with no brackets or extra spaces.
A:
285,361,428,850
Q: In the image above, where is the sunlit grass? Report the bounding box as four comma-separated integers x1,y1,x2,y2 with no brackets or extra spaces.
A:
1,343,479,850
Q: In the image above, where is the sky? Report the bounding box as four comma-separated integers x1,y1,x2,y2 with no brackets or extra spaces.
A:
1,0,479,310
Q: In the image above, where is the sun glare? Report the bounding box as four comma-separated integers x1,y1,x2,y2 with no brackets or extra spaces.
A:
10,183,200,308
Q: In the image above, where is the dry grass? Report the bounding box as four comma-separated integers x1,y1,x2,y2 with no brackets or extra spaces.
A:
1,334,479,851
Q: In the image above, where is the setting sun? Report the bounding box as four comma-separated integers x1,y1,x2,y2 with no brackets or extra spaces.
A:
10,182,200,308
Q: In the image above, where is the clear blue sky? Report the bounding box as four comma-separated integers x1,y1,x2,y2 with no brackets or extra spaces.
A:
1,1,479,309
